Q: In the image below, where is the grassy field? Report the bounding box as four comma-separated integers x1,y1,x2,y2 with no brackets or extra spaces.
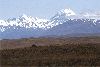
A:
0,37,100,66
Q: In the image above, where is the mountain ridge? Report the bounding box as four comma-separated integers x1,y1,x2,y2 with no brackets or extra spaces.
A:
0,8,100,39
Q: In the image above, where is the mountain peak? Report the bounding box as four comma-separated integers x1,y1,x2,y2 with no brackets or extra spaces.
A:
20,14,29,19
58,8,76,16
0,9,100,39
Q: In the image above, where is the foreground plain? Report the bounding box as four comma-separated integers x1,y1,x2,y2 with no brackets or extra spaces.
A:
0,36,100,66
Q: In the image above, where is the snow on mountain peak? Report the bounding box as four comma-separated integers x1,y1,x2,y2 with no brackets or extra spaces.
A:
79,10,100,19
0,8,100,33
0,14,63,32
21,14,28,18
51,8,77,20
58,8,76,16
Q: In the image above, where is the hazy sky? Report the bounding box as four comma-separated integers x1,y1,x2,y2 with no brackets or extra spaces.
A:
0,0,100,19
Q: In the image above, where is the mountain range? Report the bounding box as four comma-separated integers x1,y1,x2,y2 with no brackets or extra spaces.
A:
0,8,100,39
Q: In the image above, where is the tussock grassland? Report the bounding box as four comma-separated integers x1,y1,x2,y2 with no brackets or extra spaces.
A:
0,37,100,66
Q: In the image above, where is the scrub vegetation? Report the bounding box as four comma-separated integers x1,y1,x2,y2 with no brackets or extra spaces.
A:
0,36,100,66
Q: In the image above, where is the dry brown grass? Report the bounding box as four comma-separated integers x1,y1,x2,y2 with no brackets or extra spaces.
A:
0,36,100,49
0,36,100,66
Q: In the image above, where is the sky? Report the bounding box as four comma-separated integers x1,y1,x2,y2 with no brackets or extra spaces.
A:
0,0,100,20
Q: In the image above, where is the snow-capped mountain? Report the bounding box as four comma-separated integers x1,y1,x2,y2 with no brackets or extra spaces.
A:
0,8,100,39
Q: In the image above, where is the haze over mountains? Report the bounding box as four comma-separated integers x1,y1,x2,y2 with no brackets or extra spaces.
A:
0,8,100,39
